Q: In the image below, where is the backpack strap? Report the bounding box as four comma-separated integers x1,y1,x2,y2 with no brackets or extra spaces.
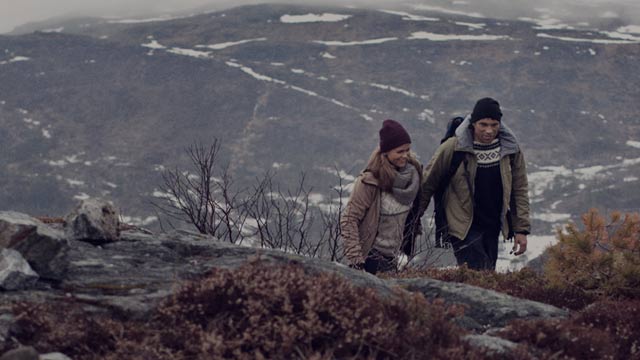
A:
443,151,465,192
434,151,466,246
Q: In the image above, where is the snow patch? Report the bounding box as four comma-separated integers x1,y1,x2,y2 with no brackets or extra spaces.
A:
368,82,418,98
601,31,640,42
627,140,640,149
167,48,210,59
410,4,484,18
496,235,557,273
225,60,364,119
121,215,158,226
141,40,167,50
65,154,83,164
318,167,356,182
408,32,510,41
196,38,267,50
454,21,486,29
617,25,640,34
66,179,85,187
519,16,573,30
313,37,397,46
0,56,30,65
308,193,325,205
47,160,67,167
23,118,40,126
225,61,286,84
73,193,90,201
280,13,352,23
418,109,436,124
537,33,638,44
379,10,438,21
533,212,571,222
321,52,336,59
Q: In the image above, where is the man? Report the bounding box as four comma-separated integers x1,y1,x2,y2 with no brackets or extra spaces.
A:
420,97,530,270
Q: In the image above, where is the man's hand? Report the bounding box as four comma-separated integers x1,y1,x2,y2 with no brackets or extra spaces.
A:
512,233,528,256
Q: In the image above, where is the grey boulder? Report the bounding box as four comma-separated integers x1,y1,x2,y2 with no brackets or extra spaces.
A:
65,199,120,245
0,212,68,281
0,249,38,291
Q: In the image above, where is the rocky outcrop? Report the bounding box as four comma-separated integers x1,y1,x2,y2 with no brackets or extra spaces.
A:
0,212,69,281
0,249,38,291
1,210,569,358
0,346,38,360
391,277,568,330
462,334,518,355
64,199,120,245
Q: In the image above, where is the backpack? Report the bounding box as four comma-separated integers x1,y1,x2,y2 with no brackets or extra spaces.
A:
433,117,466,248
432,117,516,248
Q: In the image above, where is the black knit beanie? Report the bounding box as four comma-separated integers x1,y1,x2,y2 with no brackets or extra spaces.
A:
471,97,502,123
379,119,411,153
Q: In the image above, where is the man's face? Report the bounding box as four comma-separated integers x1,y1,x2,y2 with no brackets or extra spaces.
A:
472,118,500,144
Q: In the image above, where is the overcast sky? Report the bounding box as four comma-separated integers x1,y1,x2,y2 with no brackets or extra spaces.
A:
1,0,639,34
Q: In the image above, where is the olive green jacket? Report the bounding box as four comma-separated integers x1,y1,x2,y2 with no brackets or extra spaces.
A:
420,117,530,240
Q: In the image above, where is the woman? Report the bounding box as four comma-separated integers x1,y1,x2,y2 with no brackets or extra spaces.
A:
341,119,423,274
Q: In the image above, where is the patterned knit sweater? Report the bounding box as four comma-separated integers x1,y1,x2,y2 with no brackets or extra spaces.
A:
473,139,503,230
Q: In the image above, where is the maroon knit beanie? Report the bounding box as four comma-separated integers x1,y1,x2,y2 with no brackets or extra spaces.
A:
379,119,411,153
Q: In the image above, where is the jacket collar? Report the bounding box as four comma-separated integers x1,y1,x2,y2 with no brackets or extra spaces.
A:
360,171,379,186
454,115,520,156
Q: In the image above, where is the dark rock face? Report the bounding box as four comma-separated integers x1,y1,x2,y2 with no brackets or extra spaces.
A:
64,199,120,245
0,212,69,281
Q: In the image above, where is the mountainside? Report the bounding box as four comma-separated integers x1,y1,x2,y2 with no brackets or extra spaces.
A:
1,3,639,235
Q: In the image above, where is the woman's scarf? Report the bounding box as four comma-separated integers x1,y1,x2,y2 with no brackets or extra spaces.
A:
391,164,419,206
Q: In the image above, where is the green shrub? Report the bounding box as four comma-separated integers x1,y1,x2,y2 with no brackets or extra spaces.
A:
545,209,640,300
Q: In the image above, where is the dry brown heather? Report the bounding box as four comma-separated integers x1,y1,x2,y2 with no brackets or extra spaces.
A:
6,261,486,360
5,209,640,359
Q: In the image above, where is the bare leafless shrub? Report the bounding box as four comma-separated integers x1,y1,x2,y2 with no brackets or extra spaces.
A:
152,141,251,243
153,141,347,261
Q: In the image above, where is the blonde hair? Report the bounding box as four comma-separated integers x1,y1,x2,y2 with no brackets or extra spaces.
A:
364,147,420,192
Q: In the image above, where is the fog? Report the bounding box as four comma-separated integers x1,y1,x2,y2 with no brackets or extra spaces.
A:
1,0,639,34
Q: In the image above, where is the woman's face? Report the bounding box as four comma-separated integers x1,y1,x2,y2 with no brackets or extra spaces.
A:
385,143,411,168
